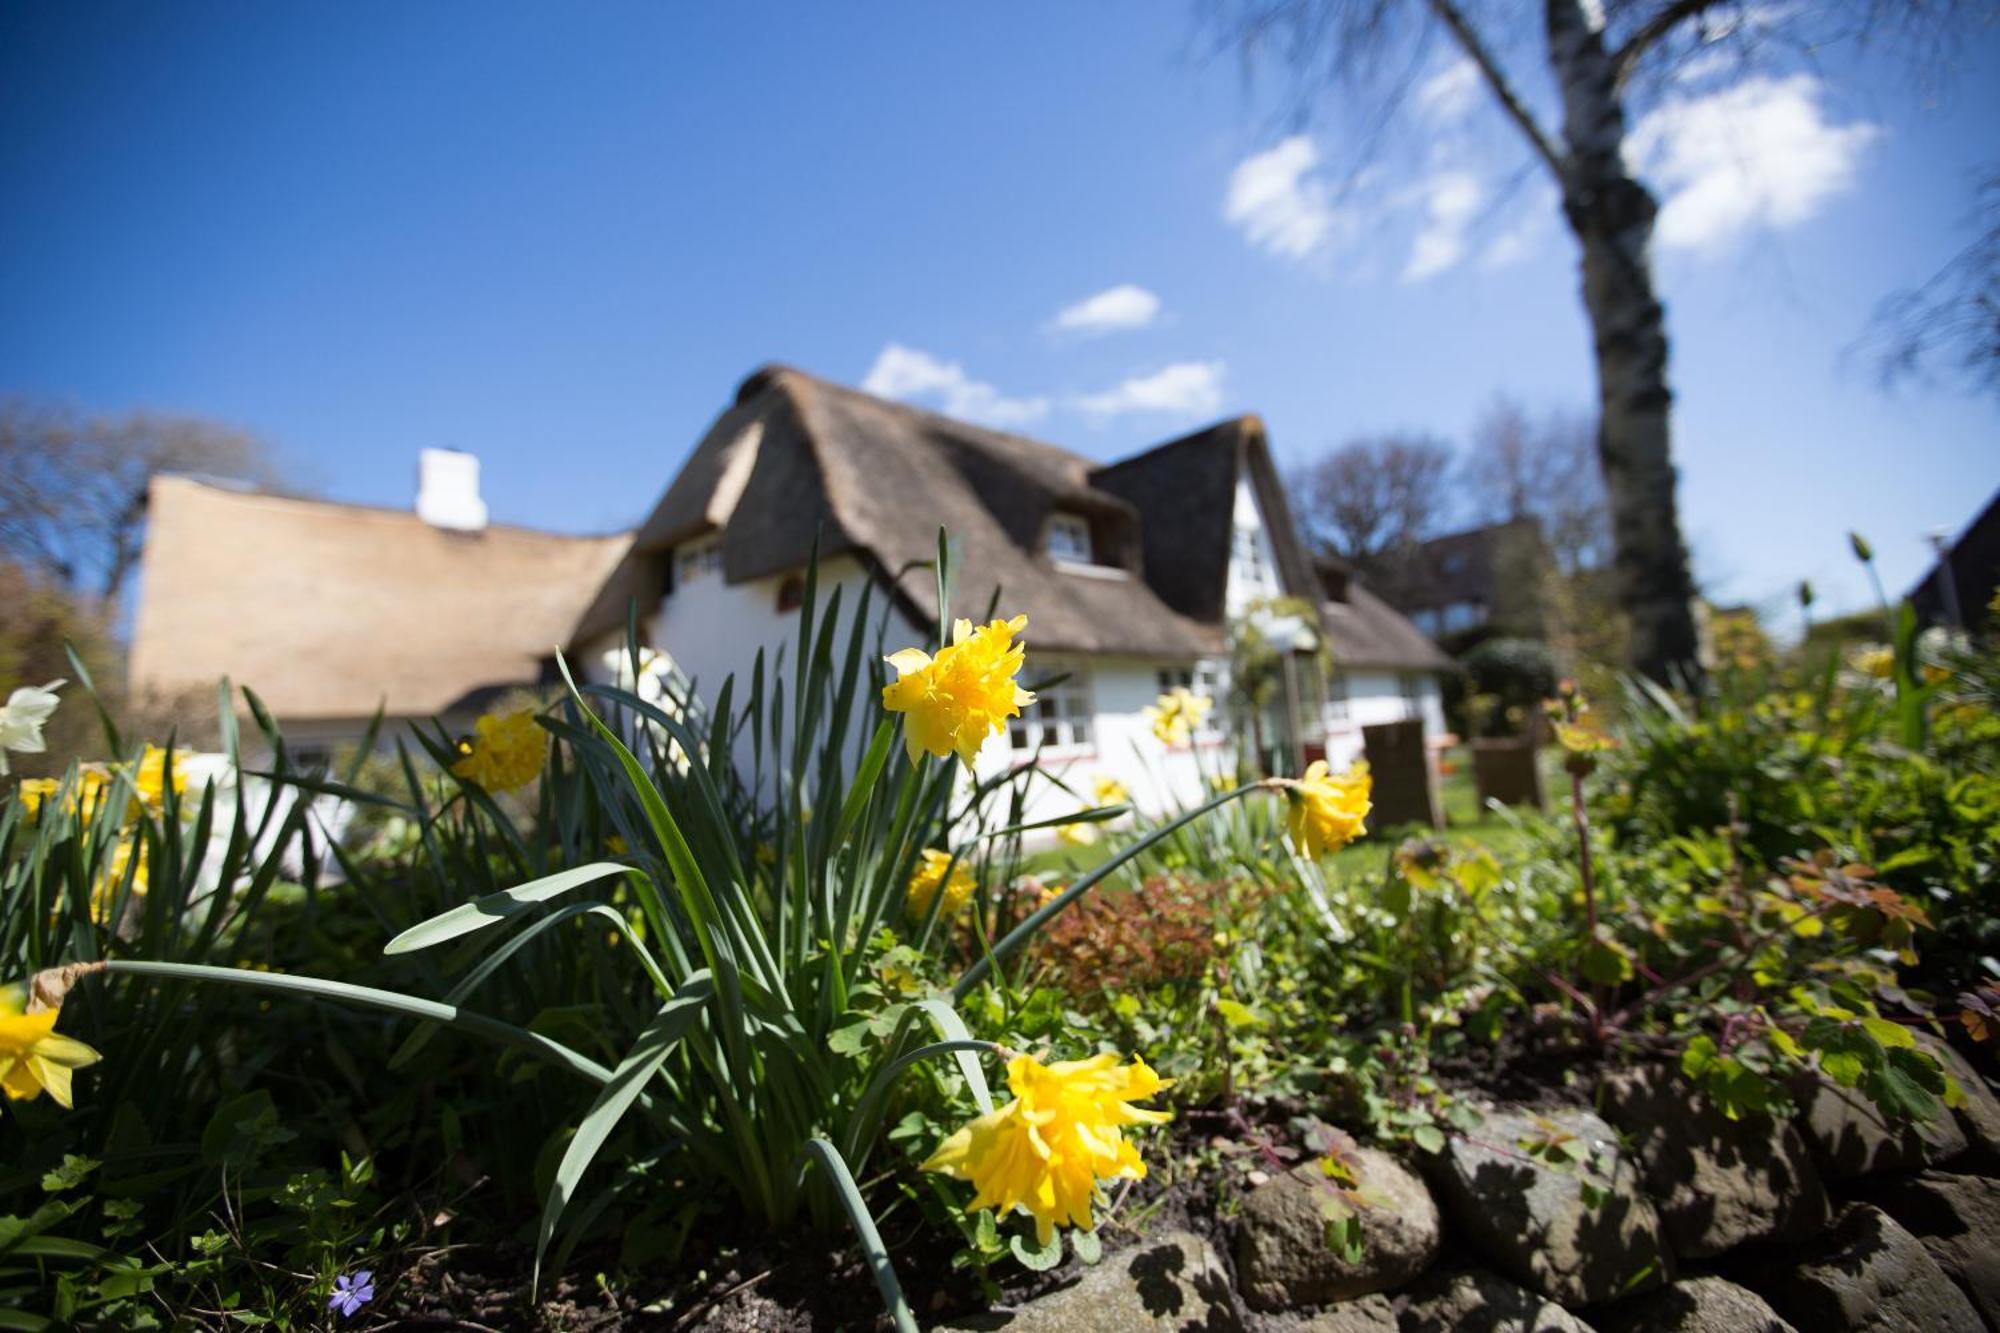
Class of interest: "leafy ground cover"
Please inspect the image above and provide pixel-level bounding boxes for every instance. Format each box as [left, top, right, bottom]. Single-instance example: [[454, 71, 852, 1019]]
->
[[1, 550, 1994, 1330]]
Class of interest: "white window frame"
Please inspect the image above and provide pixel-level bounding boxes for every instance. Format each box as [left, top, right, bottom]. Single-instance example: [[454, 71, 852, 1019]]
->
[[1010, 660, 1095, 753], [1046, 513, 1095, 565], [1327, 669, 1350, 723], [1231, 522, 1273, 594]]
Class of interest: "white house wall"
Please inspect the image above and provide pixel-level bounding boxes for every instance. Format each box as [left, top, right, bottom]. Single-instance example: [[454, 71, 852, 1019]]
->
[[972, 656, 1234, 834], [1321, 669, 1445, 769], [1224, 476, 1285, 617]]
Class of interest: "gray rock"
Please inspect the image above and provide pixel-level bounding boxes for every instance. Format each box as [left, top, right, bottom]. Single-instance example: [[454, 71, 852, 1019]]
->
[[1854, 1170, 2000, 1327], [1294, 1293, 1401, 1332], [1427, 1105, 1668, 1307], [1236, 1146, 1441, 1310], [1592, 1277, 1796, 1333], [1752, 1203, 1983, 1333], [941, 1229, 1241, 1332], [1793, 1075, 1967, 1179], [1916, 1033, 2000, 1167], [1599, 1066, 1828, 1259], [1399, 1268, 1598, 1332]]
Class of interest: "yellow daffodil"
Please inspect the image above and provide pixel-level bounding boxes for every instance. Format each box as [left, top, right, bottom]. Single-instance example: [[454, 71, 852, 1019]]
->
[[1091, 775, 1128, 807], [451, 710, 545, 792], [906, 848, 976, 919], [1144, 688, 1211, 747], [882, 616, 1035, 766], [91, 835, 148, 926], [129, 744, 188, 818], [1851, 646, 1894, 680], [923, 1051, 1172, 1244], [0, 985, 101, 1109], [1284, 760, 1372, 858], [1057, 821, 1099, 848], [18, 767, 113, 824], [1551, 721, 1615, 756]]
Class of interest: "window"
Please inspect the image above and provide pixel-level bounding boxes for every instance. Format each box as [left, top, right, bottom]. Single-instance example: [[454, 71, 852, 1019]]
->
[[775, 574, 806, 613], [1046, 513, 1094, 564], [1231, 522, 1272, 592], [1441, 600, 1485, 634], [1010, 662, 1094, 751], [1327, 670, 1350, 723], [674, 541, 723, 585], [1399, 672, 1425, 720]]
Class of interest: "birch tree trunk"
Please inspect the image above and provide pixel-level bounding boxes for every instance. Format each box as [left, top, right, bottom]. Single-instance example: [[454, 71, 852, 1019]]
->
[[1545, 0, 1701, 686]]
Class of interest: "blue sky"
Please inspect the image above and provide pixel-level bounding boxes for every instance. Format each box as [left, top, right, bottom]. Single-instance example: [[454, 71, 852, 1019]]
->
[[3, 2, 1995, 622]]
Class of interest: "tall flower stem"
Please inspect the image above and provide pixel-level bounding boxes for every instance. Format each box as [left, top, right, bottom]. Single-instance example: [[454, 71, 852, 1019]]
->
[[1568, 764, 1606, 1045]]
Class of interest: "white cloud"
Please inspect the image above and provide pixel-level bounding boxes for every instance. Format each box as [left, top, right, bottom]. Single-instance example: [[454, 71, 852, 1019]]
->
[[1224, 136, 1345, 260], [1416, 58, 1480, 124], [1627, 74, 1881, 253], [1480, 191, 1552, 270], [1403, 171, 1485, 281], [1073, 362, 1226, 420], [860, 344, 1049, 428], [1050, 284, 1162, 336]]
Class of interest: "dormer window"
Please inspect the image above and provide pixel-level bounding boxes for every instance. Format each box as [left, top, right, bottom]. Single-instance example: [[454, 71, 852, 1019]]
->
[[674, 540, 723, 585], [1046, 513, 1095, 565]]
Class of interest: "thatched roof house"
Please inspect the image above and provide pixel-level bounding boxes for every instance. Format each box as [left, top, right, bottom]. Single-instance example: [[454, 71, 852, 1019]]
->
[[130, 366, 1451, 779], [131, 472, 629, 733], [571, 364, 1322, 662]]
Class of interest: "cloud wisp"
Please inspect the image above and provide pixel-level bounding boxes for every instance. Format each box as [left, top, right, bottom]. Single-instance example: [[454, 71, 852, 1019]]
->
[[1224, 136, 1346, 260], [1628, 73, 1882, 253], [1050, 284, 1162, 336], [860, 344, 1049, 429], [1073, 361, 1226, 420]]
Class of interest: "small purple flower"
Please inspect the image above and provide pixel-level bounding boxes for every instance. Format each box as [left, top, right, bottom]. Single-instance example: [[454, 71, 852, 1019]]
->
[[328, 1270, 374, 1319]]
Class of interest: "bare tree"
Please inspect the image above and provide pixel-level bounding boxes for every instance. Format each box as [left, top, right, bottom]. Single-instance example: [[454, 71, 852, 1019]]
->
[[1207, 0, 1971, 685], [1867, 170, 2000, 399], [1295, 432, 1455, 572], [0, 400, 279, 606], [1463, 396, 1608, 576]]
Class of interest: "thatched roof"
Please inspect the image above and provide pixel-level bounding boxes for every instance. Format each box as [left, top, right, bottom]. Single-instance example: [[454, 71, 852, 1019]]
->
[[131, 476, 630, 720], [1322, 585, 1455, 673], [577, 367, 1450, 673], [576, 365, 1285, 658]]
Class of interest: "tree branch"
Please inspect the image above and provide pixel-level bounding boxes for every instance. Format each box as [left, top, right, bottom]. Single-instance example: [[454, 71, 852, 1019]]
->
[[1425, 0, 1566, 179], [1611, 0, 1727, 89]]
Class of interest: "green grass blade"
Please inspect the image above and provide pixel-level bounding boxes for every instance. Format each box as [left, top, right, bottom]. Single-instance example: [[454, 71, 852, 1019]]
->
[[800, 1137, 918, 1333], [382, 862, 629, 955], [104, 960, 622, 1090], [534, 974, 715, 1289]]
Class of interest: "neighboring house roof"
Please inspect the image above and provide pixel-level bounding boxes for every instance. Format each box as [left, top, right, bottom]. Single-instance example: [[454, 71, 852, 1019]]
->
[[131, 475, 631, 720], [1321, 582, 1456, 673], [573, 365, 1327, 659], [1376, 517, 1542, 613], [1908, 485, 1998, 636]]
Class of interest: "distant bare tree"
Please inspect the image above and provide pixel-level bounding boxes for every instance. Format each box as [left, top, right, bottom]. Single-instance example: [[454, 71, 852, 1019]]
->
[[1463, 397, 1608, 576], [0, 400, 279, 605], [1295, 433, 1455, 573], [1206, 0, 1973, 684], [1867, 170, 2000, 400]]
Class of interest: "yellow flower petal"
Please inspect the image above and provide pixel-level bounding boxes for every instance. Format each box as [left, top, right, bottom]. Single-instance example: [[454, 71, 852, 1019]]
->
[[923, 1050, 1171, 1243], [881, 616, 1033, 768]]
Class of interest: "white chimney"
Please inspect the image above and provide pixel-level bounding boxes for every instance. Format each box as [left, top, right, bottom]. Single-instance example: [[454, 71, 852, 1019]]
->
[[416, 448, 488, 532]]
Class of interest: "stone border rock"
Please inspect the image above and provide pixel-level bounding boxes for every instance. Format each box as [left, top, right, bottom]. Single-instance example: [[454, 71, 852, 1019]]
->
[[966, 1054, 2000, 1333]]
